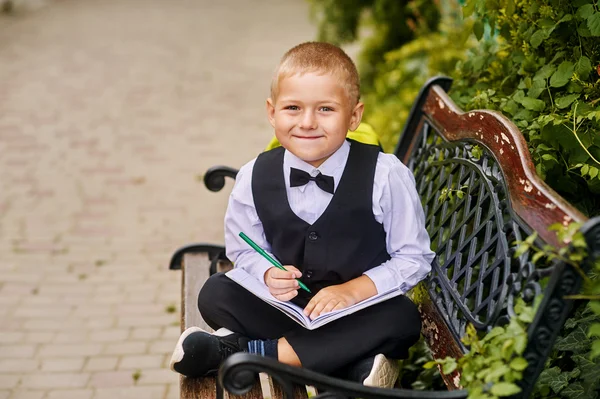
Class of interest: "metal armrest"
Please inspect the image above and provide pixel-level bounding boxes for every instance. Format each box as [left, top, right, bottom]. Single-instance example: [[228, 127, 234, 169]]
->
[[220, 353, 468, 399], [168, 243, 227, 270], [204, 166, 239, 192]]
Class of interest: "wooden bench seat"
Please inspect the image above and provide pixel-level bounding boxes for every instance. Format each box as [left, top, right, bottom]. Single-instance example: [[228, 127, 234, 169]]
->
[[169, 76, 600, 399]]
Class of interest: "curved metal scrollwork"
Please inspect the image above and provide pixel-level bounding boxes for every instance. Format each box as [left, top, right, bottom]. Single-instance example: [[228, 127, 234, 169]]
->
[[220, 353, 468, 399], [204, 166, 239, 192], [408, 121, 549, 342]]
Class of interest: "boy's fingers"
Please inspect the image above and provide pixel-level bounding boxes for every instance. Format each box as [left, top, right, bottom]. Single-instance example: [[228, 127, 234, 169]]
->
[[303, 298, 316, 316], [284, 266, 302, 278], [270, 268, 300, 280], [269, 278, 299, 289], [309, 298, 330, 320], [321, 300, 340, 315], [269, 286, 298, 295], [274, 290, 297, 302], [333, 302, 346, 311]]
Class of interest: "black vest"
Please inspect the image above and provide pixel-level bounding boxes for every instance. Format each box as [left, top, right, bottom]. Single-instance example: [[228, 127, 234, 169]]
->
[[252, 141, 391, 306]]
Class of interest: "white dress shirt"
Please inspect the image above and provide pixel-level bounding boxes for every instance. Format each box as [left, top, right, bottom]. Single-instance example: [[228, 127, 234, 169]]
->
[[224, 140, 434, 295]]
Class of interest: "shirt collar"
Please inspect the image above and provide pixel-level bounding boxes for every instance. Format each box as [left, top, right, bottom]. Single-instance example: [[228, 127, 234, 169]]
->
[[283, 140, 350, 192]]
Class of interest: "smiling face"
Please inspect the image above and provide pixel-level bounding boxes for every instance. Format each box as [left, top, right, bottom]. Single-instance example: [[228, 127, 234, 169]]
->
[[266, 72, 364, 167]]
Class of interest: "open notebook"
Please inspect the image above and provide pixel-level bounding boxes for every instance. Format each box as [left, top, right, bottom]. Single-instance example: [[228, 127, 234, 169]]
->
[[226, 268, 402, 330]]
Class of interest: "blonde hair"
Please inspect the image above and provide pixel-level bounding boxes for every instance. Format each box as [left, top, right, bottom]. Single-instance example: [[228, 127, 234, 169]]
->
[[270, 42, 360, 105]]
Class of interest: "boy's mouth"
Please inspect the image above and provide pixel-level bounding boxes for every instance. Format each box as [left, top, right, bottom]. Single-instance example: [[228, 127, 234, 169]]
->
[[293, 135, 323, 140]]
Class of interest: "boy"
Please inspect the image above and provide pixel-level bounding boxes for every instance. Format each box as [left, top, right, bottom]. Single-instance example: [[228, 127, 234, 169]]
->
[[170, 42, 434, 387]]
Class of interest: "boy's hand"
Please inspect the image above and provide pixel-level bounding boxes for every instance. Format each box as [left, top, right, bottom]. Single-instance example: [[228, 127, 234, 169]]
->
[[264, 266, 302, 302], [303, 275, 378, 320], [303, 285, 357, 320]]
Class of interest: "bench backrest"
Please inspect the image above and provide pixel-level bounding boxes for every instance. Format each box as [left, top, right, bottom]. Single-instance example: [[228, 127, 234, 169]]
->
[[396, 77, 599, 396]]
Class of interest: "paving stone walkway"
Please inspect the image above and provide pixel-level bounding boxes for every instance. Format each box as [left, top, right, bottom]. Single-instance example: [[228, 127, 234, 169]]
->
[[0, 1, 314, 397]]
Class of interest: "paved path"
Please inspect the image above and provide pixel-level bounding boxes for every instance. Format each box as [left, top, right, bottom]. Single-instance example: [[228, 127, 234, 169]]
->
[[0, 1, 315, 398]]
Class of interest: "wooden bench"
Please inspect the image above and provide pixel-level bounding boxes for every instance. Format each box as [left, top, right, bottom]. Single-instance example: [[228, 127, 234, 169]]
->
[[169, 76, 600, 399]]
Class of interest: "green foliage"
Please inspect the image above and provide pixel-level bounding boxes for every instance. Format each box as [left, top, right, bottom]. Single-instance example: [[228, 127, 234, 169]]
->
[[425, 299, 535, 399], [452, 0, 600, 217], [438, 184, 469, 202], [514, 222, 600, 398], [397, 335, 447, 390], [532, 304, 600, 398], [309, 0, 441, 91]]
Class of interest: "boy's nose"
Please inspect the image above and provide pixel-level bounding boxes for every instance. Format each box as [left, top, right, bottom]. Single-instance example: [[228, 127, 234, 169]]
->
[[298, 112, 317, 129]]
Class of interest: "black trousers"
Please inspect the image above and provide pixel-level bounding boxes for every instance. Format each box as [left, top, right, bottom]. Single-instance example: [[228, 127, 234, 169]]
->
[[198, 273, 421, 374]]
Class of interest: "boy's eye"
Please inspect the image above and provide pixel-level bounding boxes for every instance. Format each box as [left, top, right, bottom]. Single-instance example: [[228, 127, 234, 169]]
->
[[319, 106, 334, 112], [285, 105, 300, 111]]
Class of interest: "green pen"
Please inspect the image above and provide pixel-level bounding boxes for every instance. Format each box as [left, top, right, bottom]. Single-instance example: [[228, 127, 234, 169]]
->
[[239, 232, 311, 293]]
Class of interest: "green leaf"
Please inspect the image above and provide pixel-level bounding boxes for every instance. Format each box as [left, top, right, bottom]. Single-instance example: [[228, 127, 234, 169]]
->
[[509, 357, 528, 371], [550, 61, 575, 87], [575, 56, 593, 77], [531, 251, 545, 264], [588, 323, 600, 337], [588, 12, 600, 36], [561, 382, 586, 399], [548, 369, 578, 393], [573, 353, 600, 382], [559, 14, 573, 24], [520, 97, 546, 111], [534, 64, 557, 81], [590, 167, 599, 179], [423, 360, 437, 369], [592, 340, 600, 359], [473, 20, 484, 40], [541, 153, 558, 162], [463, 0, 476, 18], [577, 4, 595, 18], [442, 360, 457, 374], [555, 94, 580, 109], [582, 164, 590, 175], [502, 99, 519, 115], [490, 382, 521, 396], [579, 21, 592, 37], [530, 29, 550, 48], [514, 243, 529, 257], [588, 300, 600, 315], [528, 79, 546, 99], [485, 364, 511, 382], [537, 367, 561, 386], [505, 0, 515, 15], [555, 325, 590, 353]]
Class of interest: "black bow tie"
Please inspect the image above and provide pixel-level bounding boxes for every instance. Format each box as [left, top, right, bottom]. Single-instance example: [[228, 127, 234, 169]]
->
[[289, 167, 335, 194]]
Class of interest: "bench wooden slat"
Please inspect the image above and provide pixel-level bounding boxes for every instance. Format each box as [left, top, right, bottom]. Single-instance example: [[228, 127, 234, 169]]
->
[[268, 378, 309, 399], [180, 377, 218, 399], [182, 253, 212, 332], [225, 385, 265, 399], [180, 253, 221, 399]]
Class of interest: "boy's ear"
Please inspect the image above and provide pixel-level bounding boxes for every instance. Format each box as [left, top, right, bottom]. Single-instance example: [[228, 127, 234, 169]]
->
[[348, 102, 364, 132], [266, 98, 276, 128]]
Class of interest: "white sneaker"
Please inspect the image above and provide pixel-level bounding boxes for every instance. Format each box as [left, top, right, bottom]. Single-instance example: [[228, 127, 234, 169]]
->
[[348, 353, 399, 388]]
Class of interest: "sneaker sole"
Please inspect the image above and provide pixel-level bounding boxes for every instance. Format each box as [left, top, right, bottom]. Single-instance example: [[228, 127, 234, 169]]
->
[[362, 354, 399, 388], [169, 326, 207, 372]]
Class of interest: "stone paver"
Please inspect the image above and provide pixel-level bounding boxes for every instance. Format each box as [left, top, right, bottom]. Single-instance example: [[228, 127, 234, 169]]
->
[[0, 0, 315, 397]]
